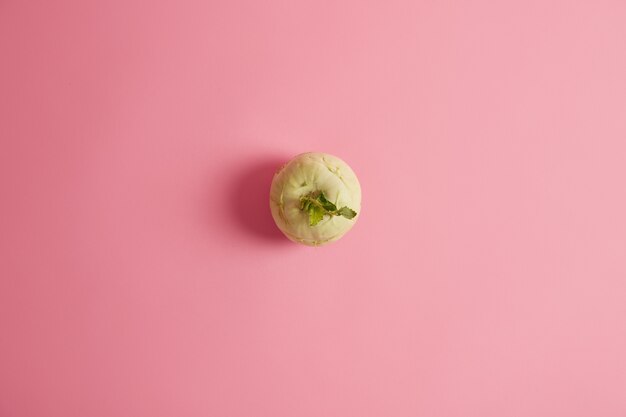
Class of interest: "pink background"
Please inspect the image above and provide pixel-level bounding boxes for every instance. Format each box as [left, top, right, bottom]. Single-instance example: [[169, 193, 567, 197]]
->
[[2, 1, 626, 416]]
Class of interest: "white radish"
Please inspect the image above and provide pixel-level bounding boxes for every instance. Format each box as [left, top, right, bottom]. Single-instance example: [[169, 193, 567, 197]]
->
[[269, 152, 361, 246]]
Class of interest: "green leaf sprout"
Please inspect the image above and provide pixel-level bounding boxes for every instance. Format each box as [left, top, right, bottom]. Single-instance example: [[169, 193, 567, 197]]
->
[[299, 191, 358, 226]]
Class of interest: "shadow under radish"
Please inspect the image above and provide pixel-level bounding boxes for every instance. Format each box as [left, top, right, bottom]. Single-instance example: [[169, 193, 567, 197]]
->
[[228, 157, 290, 243]]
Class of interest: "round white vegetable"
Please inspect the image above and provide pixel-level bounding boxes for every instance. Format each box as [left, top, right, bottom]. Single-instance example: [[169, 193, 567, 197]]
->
[[269, 152, 361, 246]]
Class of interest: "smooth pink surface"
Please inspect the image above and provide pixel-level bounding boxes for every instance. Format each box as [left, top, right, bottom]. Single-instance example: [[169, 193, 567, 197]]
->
[[2, 1, 626, 416]]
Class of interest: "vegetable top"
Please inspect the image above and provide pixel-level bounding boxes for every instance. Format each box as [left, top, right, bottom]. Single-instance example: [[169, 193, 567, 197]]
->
[[299, 191, 357, 226]]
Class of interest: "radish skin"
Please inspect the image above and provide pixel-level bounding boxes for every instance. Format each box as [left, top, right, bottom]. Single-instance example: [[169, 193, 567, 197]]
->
[[269, 152, 361, 246]]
